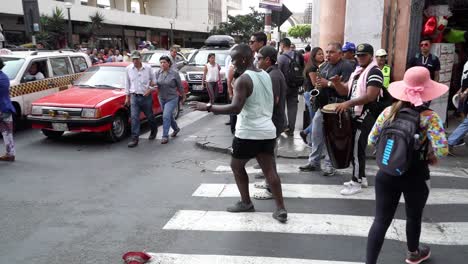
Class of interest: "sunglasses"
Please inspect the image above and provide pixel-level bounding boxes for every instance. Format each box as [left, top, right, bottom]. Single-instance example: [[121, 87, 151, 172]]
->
[[420, 43, 430, 47], [356, 54, 369, 57], [249, 40, 256, 44]]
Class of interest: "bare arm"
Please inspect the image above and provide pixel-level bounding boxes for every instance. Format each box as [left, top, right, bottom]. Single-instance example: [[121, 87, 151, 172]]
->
[[335, 86, 381, 114], [227, 65, 235, 98], [434, 71, 440, 82], [329, 75, 349, 96], [202, 65, 208, 87]]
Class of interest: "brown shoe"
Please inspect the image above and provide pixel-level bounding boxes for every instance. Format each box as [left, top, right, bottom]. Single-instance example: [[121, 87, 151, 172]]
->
[[0, 155, 15, 162], [161, 137, 169, 144]]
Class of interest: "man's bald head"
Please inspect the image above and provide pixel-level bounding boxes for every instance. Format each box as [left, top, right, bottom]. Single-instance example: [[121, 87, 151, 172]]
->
[[230, 44, 254, 72]]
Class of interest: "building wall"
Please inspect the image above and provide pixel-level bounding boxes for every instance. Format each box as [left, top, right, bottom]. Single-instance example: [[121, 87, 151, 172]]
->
[[344, 0, 385, 51]]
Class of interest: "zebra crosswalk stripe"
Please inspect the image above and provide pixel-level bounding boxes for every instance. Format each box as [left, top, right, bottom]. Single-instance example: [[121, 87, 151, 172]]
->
[[192, 183, 468, 205], [163, 210, 468, 246], [147, 253, 363, 264]]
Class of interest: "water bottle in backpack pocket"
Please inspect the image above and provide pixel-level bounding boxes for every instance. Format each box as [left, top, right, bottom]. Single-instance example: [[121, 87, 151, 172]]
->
[[375, 107, 427, 176]]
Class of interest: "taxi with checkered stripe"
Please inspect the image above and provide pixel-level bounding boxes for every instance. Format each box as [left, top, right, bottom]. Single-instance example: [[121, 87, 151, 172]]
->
[[0, 49, 91, 127]]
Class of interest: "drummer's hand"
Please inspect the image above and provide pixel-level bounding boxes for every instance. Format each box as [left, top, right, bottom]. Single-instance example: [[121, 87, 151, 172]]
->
[[335, 101, 352, 114]]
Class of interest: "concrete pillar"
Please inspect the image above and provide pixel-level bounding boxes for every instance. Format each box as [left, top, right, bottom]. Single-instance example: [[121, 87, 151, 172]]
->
[[319, 0, 346, 49], [139, 0, 145, 14], [310, 0, 320, 48], [88, 0, 97, 7], [125, 0, 131, 12]]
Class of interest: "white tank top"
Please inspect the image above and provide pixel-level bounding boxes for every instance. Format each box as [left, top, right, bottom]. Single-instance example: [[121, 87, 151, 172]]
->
[[235, 70, 276, 140], [205, 63, 220, 82]]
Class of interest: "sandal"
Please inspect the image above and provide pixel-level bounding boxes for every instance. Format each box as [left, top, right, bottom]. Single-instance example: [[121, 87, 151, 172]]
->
[[253, 189, 273, 200], [253, 180, 269, 189]]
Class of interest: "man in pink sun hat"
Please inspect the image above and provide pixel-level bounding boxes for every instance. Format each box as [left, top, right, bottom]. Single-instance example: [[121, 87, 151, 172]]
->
[[366, 66, 449, 264]]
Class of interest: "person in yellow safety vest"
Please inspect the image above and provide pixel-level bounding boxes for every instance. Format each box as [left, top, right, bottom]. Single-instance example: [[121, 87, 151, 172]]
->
[[375, 49, 393, 89]]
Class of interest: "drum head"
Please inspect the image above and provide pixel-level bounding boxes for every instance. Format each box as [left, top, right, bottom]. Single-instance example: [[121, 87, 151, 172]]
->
[[322, 103, 339, 113]]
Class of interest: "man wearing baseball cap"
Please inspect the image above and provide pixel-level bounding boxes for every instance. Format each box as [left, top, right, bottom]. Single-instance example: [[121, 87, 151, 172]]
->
[[342, 41, 357, 69], [332, 43, 389, 195], [375, 49, 393, 89]]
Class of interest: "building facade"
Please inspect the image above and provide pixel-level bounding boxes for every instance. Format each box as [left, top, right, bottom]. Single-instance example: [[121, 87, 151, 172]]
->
[[0, 0, 228, 49]]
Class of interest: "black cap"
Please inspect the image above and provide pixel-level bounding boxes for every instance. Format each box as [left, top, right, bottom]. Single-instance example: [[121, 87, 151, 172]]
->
[[355, 43, 374, 55], [258, 46, 278, 63]]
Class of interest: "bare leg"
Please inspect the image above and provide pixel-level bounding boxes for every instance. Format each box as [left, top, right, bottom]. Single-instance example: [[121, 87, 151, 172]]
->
[[230, 157, 252, 205], [256, 152, 285, 209]]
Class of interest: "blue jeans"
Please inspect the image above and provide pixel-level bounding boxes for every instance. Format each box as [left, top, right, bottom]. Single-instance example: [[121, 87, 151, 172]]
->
[[308, 110, 332, 168], [159, 96, 179, 138], [448, 117, 468, 146], [303, 91, 316, 135], [130, 94, 157, 140]]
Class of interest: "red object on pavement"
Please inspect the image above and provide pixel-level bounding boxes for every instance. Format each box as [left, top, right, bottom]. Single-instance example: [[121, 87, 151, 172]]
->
[[122, 251, 152, 264]]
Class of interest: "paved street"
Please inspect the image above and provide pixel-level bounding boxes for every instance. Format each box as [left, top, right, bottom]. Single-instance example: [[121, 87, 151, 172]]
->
[[1, 103, 468, 264]]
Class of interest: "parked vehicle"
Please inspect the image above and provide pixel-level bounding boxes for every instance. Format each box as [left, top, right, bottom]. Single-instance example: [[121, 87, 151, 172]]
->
[[179, 35, 236, 102], [27, 62, 189, 142], [0, 49, 92, 127], [141, 50, 187, 70]]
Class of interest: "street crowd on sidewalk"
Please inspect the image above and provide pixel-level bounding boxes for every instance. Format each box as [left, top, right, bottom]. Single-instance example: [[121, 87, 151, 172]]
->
[[189, 31, 468, 264]]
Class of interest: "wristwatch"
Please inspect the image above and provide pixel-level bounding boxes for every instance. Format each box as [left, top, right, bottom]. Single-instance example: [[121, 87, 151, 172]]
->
[[327, 81, 332, 87], [206, 102, 212, 112]]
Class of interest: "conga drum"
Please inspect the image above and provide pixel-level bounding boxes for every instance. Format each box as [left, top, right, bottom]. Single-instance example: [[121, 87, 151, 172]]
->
[[321, 103, 353, 169]]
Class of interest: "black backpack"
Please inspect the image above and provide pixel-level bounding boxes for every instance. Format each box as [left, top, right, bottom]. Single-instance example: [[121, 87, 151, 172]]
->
[[375, 107, 428, 176], [283, 52, 304, 88]]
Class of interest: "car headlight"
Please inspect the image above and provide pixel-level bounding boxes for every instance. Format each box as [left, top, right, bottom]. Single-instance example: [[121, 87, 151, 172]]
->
[[31, 106, 43, 115], [179, 73, 186, 81], [81, 108, 100, 118]]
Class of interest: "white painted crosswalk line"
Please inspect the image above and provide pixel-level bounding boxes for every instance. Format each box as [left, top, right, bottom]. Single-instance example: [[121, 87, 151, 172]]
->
[[214, 164, 468, 179], [147, 253, 363, 264], [140, 111, 210, 139], [163, 210, 468, 246], [192, 183, 468, 205]]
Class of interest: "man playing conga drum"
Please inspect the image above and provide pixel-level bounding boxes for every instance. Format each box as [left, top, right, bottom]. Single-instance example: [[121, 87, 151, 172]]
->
[[333, 43, 386, 195], [299, 42, 354, 176]]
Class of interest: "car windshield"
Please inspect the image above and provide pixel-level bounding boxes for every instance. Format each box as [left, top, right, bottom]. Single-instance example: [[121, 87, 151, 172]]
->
[[0, 57, 25, 80], [141, 52, 169, 66], [74, 66, 126, 89], [189, 50, 230, 66]]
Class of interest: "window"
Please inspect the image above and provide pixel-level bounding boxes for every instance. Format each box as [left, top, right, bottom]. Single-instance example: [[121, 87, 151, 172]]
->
[[22, 59, 49, 83], [176, 54, 184, 63], [70, 56, 89, 73], [50, 57, 73, 77]]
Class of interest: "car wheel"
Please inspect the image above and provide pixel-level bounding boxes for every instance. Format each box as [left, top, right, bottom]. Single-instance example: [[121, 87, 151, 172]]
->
[[41, 129, 64, 139], [107, 113, 129, 142], [173, 99, 181, 120]]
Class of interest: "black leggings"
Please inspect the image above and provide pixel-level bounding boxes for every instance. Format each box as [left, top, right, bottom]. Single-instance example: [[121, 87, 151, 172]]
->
[[366, 163, 430, 264]]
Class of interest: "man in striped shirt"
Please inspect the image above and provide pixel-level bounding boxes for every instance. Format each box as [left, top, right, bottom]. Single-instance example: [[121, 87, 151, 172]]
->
[[332, 43, 385, 196]]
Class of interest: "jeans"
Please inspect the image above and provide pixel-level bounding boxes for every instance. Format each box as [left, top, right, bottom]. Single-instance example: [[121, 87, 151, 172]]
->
[[130, 94, 157, 139], [286, 91, 298, 132], [303, 91, 316, 135], [159, 96, 179, 138], [448, 117, 468, 146], [308, 110, 332, 168], [0, 113, 15, 156], [366, 162, 430, 264]]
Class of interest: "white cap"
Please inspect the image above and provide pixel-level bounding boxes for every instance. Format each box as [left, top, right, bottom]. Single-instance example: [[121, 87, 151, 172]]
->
[[375, 49, 387, 57]]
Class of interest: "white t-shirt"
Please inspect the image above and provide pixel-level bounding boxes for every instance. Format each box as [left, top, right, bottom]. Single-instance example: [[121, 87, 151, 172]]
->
[[205, 63, 220, 82], [25, 72, 45, 80], [115, 55, 123, 62]]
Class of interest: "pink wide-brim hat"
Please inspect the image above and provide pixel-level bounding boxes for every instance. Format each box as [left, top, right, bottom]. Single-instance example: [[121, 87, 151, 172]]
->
[[388, 66, 448, 106]]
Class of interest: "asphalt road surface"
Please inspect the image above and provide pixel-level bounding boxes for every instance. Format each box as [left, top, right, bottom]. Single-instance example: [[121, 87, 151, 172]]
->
[[1, 105, 467, 264]]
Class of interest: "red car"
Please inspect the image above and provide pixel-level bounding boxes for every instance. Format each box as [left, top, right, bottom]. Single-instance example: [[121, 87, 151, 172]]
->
[[27, 62, 189, 142]]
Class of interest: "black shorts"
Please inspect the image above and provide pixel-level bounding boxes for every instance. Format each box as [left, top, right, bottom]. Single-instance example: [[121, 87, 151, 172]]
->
[[231, 137, 276, 160]]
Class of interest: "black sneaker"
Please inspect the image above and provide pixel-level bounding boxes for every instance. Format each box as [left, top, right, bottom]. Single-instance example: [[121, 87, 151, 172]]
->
[[170, 128, 181, 137], [299, 130, 308, 144], [454, 140, 466, 147], [148, 128, 157, 140], [299, 163, 321, 172], [272, 208, 287, 223], [226, 201, 255, 213], [405, 245, 431, 264], [127, 139, 138, 148]]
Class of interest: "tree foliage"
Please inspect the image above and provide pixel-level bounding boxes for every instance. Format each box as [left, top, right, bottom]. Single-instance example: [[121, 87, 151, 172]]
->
[[287, 24, 311, 42], [36, 7, 67, 49], [210, 7, 276, 43], [86, 12, 105, 48]]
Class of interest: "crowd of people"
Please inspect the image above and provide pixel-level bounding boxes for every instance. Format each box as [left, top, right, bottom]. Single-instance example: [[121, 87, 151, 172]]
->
[[189, 31, 468, 264]]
